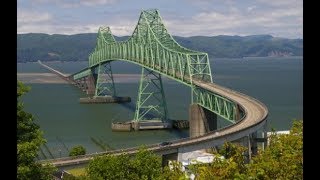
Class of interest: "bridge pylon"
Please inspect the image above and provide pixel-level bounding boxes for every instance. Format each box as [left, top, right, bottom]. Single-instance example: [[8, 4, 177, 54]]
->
[[94, 62, 116, 97], [134, 68, 169, 123], [75, 62, 131, 104]]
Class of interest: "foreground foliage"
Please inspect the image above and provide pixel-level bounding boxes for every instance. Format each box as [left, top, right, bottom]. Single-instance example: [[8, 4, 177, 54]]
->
[[67, 121, 302, 180], [69, 145, 86, 157], [246, 120, 303, 179], [189, 120, 303, 179], [86, 147, 163, 179], [189, 142, 247, 179], [17, 81, 55, 180]]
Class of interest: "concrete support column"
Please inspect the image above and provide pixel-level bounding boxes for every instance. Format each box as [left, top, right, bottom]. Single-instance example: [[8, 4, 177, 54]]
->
[[235, 104, 241, 121], [250, 132, 258, 156], [80, 78, 86, 90], [189, 104, 217, 138], [242, 132, 258, 162], [132, 122, 139, 131], [82, 78, 87, 92], [262, 122, 268, 151], [86, 74, 96, 95], [247, 135, 252, 161], [162, 153, 178, 167], [232, 136, 250, 163]]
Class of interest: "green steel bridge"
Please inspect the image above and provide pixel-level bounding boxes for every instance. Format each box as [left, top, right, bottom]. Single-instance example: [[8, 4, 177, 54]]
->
[[40, 9, 268, 167], [72, 9, 240, 123]]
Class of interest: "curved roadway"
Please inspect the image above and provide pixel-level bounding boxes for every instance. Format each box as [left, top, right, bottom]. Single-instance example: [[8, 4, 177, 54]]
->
[[40, 70, 268, 167]]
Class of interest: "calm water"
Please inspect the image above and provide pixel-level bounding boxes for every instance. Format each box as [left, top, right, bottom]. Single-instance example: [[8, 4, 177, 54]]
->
[[17, 57, 303, 159]]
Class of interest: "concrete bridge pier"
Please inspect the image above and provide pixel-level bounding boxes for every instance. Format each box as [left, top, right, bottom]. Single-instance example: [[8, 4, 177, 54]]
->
[[234, 132, 258, 162], [250, 132, 258, 156], [189, 104, 217, 138], [79, 78, 86, 90], [85, 74, 96, 95], [82, 78, 88, 92]]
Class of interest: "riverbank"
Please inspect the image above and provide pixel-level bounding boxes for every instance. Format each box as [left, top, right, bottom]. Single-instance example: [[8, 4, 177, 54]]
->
[[17, 73, 142, 84]]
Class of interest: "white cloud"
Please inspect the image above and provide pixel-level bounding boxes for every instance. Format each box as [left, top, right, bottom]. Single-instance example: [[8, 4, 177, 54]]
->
[[258, 0, 302, 7], [247, 6, 256, 12], [80, 0, 116, 6], [109, 25, 135, 36], [27, 0, 117, 8], [17, 1, 302, 38], [162, 0, 302, 38], [18, 23, 101, 35], [17, 14, 135, 36], [17, 10, 52, 24]]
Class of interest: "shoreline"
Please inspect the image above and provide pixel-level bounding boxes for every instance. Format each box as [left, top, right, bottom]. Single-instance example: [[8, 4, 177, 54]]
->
[[17, 73, 142, 84]]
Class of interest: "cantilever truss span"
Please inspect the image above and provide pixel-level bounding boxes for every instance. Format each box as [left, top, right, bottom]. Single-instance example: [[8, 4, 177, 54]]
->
[[72, 9, 240, 122], [39, 9, 269, 166]]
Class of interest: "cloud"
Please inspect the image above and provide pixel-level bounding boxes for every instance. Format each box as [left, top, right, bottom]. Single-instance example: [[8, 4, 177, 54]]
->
[[18, 23, 101, 35], [80, 0, 116, 6], [258, 0, 302, 7], [17, 9, 52, 24], [109, 25, 136, 36], [17, 12, 134, 36], [163, 0, 302, 38], [247, 6, 256, 12], [17, 0, 302, 38], [60, 0, 117, 8], [27, 0, 117, 8]]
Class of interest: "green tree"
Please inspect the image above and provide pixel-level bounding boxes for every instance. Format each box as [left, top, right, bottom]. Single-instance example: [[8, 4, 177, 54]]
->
[[186, 120, 303, 180], [247, 120, 303, 179], [86, 147, 169, 179], [66, 121, 303, 179], [159, 161, 188, 180], [86, 152, 131, 179], [17, 81, 55, 180], [189, 142, 247, 180], [69, 145, 86, 157]]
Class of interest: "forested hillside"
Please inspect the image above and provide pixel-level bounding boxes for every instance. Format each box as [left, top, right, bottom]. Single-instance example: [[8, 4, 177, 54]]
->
[[17, 33, 303, 62]]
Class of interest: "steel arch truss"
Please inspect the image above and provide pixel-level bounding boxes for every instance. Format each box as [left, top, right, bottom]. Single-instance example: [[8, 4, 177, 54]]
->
[[134, 68, 168, 122]]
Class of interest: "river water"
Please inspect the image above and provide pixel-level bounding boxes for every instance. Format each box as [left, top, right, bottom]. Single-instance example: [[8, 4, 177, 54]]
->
[[17, 57, 303, 159]]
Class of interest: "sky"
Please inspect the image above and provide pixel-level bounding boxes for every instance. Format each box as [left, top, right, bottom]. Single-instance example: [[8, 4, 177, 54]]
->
[[17, 0, 303, 39]]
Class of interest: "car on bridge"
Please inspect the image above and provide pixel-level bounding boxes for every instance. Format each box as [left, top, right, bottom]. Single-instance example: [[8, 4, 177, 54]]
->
[[159, 141, 172, 146]]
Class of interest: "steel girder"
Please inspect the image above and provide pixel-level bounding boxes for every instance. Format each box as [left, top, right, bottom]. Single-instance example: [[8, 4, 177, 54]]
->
[[134, 68, 168, 122], [73, 69, 92, 80], [193, 87, 238, 123]]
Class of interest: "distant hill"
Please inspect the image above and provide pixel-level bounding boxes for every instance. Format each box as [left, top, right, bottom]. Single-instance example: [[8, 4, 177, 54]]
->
[[17, 33, 303, 62]]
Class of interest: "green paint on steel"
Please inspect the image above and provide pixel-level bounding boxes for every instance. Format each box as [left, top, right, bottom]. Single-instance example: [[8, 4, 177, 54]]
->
[[88, 9, 212, 86], [94, 62, 116, 97], [73, 69, 92, 80], [134, 68, 168, 122], [73, 9, 238, 123], [193, 87, 237, 123]]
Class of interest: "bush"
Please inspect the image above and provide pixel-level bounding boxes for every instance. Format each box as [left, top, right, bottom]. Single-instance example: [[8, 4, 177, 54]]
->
[[69, 145, 86, 157]]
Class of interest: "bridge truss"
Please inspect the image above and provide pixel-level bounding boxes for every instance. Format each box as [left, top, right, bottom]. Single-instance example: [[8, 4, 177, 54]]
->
[[72, 9, 239, 123]]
